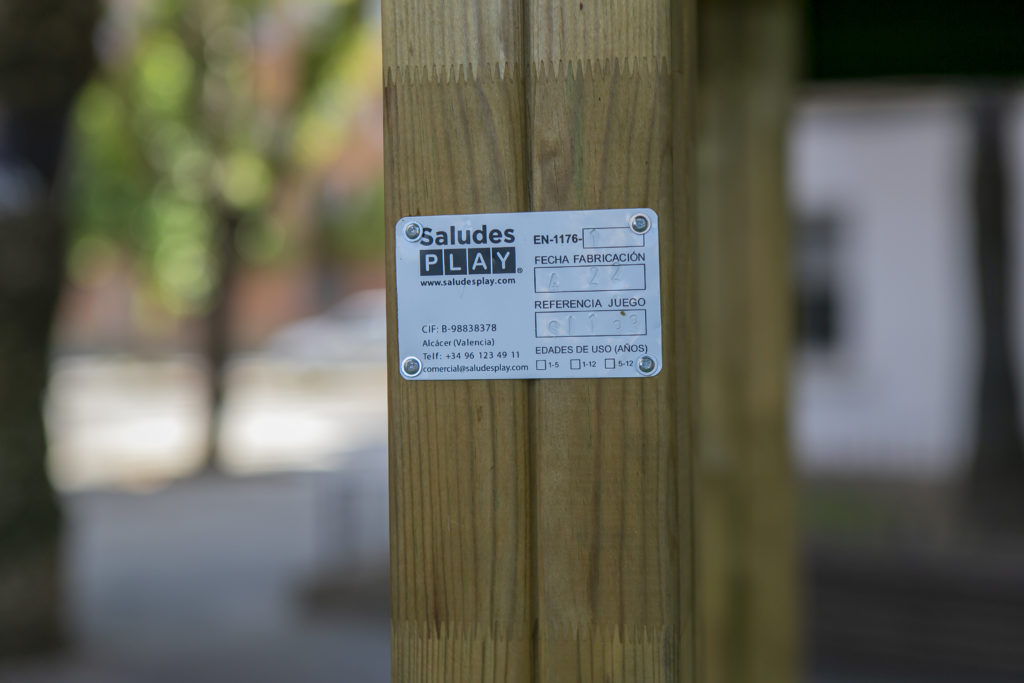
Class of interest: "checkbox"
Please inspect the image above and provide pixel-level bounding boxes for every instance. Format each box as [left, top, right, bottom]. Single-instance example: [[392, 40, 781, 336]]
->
[[605, 358, 615, 369], [570, 359, 581, 370], [536, 360, 547, 370]]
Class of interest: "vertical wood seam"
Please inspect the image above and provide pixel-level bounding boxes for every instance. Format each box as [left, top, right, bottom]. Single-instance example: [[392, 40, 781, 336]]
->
[[518, 5, 542, 682]]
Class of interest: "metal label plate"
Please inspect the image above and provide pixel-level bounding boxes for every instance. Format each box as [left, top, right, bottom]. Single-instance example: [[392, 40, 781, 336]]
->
[[395, 209, 663, 380]]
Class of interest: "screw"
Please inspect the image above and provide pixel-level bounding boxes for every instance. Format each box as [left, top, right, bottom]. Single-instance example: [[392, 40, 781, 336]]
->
[[637, 356, 657, 375], [401, 356, 422, 378], [403, 221, 423, 242], [630, 213, 650, 235]]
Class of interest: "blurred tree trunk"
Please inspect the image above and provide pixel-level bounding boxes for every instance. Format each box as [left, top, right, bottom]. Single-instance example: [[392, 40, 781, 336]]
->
[[195, 0, 368, 473], [177, 3, 240, 475], [968, 92, 1024, 532], [201, 203, 241, 474], [0, 0, 99, 656]]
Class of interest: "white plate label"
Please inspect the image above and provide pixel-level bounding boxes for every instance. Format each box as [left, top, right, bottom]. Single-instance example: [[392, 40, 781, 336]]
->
[[395, 209, 663, 380]]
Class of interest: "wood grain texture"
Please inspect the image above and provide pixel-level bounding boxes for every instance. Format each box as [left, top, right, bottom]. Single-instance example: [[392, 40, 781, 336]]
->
[[525, 3, 694, 682], [695, 1, 800, 681], [527, 0, 671, 67], [384, 0, 523, 72], [383, 2, 533, 680]]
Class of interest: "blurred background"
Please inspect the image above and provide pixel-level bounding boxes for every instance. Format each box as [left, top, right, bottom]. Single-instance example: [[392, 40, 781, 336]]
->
[[0, 0, 1022, 681]]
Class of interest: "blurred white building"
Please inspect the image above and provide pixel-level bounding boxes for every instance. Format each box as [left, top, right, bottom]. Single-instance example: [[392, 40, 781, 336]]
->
[[790, 90, 1024, 478]]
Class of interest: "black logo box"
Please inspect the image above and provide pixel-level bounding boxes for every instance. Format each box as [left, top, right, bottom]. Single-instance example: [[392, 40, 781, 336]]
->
[[420, 247, 516, 276]]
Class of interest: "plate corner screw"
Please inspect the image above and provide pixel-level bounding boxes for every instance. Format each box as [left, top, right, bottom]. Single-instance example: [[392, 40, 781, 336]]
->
[[401, 356, 422, 378], [630, 213, 650, 235], [637, 355, 657, 375], [403, 221, 423, 242]]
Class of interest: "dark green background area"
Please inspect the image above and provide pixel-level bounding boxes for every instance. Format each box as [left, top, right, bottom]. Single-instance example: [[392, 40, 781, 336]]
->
[[807, 0, 1024, 80]]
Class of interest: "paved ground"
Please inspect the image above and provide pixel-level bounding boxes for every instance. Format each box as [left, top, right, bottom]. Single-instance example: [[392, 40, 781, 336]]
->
[[0, 474, 390, 683], [0, 354, 391, 681]]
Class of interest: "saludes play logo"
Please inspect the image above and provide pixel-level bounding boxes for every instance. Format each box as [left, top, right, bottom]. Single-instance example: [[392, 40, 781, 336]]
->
[[419, 225, 517, 276], [420, 248, 516, 276]]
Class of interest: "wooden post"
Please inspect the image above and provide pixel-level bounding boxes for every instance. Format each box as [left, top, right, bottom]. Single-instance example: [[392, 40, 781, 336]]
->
[[695, 1, 800, 681], [384, 0, 797, 680]]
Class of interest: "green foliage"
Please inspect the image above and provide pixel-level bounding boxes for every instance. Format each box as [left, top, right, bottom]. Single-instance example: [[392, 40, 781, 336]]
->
[[326, 181, 385, 260], [68, 0, 384, 316]]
